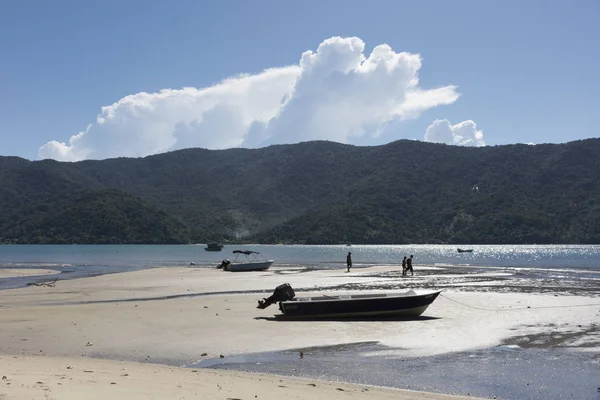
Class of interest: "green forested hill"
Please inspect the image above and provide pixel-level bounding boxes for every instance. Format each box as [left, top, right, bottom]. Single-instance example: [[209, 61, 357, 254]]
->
[[1, 139, 599, 244], [0, 189, 190, 244], [257, 140, 600, 244]]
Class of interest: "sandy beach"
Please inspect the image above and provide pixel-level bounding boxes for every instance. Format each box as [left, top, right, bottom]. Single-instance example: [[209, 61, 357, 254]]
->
[[1, 355, 477, 400], [1, 265, 598, 399]]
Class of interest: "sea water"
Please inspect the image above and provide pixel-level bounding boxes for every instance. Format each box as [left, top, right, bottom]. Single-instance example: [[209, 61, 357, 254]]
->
[[1, 244, 599, 290], [1, 243, 599, 269]]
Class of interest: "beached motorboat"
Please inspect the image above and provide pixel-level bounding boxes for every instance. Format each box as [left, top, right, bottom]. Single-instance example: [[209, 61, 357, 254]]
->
[[220, 250, 273, 272], [257, 283, 441, 319], [205, 243, 224, 251], [457, 248, 473, 253]]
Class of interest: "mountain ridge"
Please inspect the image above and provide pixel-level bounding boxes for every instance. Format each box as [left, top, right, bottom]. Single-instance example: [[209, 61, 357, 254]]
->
[[1, 139, 599, 244]]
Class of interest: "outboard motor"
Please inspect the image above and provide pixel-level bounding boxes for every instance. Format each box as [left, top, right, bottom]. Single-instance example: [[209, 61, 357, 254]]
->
[[257, 283, 295, 309], [217, 259, 231, 269]]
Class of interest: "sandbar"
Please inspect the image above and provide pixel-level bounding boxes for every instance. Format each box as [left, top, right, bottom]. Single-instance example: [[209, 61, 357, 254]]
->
[[1, 265, 598, 399]]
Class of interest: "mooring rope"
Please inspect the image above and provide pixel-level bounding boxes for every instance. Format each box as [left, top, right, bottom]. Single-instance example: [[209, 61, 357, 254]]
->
[[439, 293, 600, 312]]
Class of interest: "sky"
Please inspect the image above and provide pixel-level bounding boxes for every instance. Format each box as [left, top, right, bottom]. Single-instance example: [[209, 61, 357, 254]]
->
[[0, 0, 598, 161]]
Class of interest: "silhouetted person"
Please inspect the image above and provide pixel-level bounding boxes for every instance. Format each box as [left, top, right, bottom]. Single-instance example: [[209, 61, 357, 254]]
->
[[346, 252, 352, 272], [402, 256, 407, 276], [406, 255, 414, 276]]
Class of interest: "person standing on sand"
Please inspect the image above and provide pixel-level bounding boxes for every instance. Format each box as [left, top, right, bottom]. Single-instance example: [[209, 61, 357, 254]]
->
[[406, 255, 414, 276], [346, 252, 352, 272], [402, 256, 407, 276]]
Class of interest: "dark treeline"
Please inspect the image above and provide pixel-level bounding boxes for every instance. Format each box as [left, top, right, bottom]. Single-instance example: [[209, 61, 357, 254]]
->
[[1, 138, 599, 244]]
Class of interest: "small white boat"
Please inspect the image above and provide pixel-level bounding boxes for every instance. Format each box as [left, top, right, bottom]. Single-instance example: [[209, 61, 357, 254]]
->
[[220, 250, 273, 272]]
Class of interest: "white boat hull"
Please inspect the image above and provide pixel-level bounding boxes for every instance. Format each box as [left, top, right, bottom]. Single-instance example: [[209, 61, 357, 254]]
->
[[224, 261, 273, 272]]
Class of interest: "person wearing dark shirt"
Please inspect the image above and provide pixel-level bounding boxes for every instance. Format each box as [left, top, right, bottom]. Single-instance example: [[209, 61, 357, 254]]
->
[[406, 255, 414, 276], [402, 256, 407, 276], [346, 252, 352, 272]]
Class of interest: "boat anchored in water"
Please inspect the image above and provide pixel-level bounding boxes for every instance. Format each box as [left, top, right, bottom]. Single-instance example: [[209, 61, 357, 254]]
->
[[257, 283, 441, 319], [204, 243, 224, 251]]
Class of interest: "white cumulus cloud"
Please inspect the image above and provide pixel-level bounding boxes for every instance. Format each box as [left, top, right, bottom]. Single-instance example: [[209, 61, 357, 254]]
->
[[424, 119, 485, 146], [39, 36, 460, 161]]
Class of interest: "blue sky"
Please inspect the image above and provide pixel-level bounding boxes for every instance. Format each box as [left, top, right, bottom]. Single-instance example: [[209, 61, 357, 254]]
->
[[0, 0, 598, 160]]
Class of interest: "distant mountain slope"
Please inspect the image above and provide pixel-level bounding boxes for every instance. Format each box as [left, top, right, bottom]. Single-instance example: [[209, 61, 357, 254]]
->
[[0, 189, 190, 244], [258, 140, 600, 244], [1, 139, 599, 244]]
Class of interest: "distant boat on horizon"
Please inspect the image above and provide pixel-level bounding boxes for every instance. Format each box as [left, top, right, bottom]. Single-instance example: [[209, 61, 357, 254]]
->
[[457, 248, 473, 253], [204, 243, 224, 251]]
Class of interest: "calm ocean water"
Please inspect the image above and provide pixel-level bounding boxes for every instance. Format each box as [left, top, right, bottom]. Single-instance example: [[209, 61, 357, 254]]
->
[[1, 244, 599, 270], [1, 244, 599, 290]]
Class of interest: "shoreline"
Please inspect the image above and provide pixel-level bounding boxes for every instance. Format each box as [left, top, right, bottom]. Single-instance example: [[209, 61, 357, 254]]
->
[[1, 265, 598, 399], [3, 262, 600, 295]]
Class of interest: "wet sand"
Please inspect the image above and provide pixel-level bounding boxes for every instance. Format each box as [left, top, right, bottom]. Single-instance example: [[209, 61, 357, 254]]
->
[[0, 268, 59, 279], [1, 265, 598, 399]]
